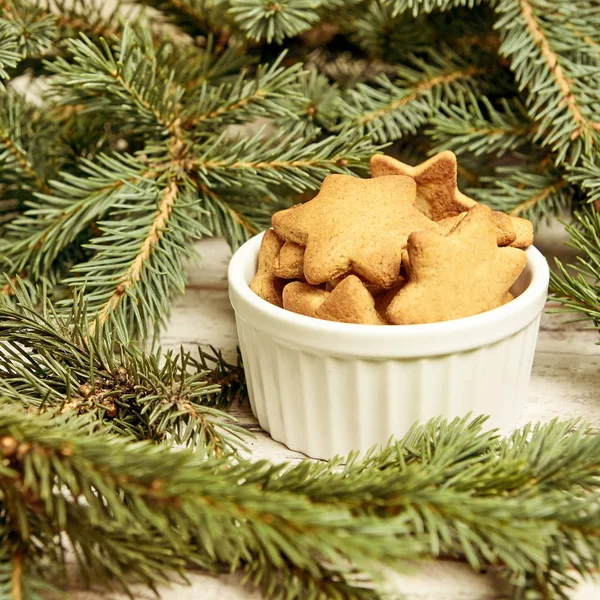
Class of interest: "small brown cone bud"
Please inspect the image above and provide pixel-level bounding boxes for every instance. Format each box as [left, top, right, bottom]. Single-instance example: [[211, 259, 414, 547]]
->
[[0, 436, 18, 457]]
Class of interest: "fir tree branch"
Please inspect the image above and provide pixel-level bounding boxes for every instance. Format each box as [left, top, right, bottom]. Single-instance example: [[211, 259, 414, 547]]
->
[[428, 94, 537, 157], [274, 69, 341, 139], [568, 158, 600, 204], [180, 54, 304, 129], [94, 176, 179, 330], [64, 171, 208, 340], [3, 154, 155, 279], [495, 0, 600, 164], [189, 128, 378, 192], [0, 1, 56, 59], [0, 25, 20, 87], [228, 0, 327, 44], [0, 92, 63, 196], [338, 49, 486, 143], [135, 0, 233, 40], [471, 168, 572, 224], [383, 0, 484, 18], [0, 285, 248, 453], [48, 0, 123, 42], [48, 26, 182, 133], [1, 409, 600, 597], [549, 206, 600, 335]]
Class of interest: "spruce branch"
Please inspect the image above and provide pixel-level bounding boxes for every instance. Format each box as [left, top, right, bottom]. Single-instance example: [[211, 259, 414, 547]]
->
[[3, 153, 155, 280], [47, 26, 182, 133], [48, 0, 124, 42], [568, 158, 600, 204], [549, 206, 600, 336], [228, 0, 326, 44], [472, 168, 572, 225], [1, 410, 600, 597], [64, 171, 208, 339], [190, 128, 378, 192], [0, 0, 56, 60], [495, 0, 600, 164], [351, 1, 437, 61], [428, 93, 536, 157], [274, 69, 341, 139], [0, 404, 423, 598], [0, 93, 51, 195], [338, 49, 486, 143], [134, 0, 233, 40], [383, 0, 485, 18], [0, 25, 20, 88], [180, 53, 305, 129], [0, 284, 248, 454]]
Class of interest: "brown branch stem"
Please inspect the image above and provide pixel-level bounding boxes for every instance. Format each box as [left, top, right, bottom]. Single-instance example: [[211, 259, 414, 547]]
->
[[11, 551, 23, 600], [94, 177, 179, 329]]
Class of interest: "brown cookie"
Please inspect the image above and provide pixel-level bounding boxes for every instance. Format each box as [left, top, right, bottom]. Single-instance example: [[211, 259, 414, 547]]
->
[[438, 211, 516, 247], [317, 275, 385, 325], [386, 205, 527, 324], [282, 281, 329, 318], [374, 280, 406, 320], [325, 272, 395, 296], [249, 229, 285, 307], [510, 216, 534, 249], [370, 151, 473, 220], [371, 152, 523, 247], [272, 174, 439, 288], [273, 241, 305, 279]]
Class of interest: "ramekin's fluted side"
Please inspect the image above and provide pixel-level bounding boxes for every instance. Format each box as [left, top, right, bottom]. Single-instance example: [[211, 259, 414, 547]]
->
[[235, 313, 542, 460]]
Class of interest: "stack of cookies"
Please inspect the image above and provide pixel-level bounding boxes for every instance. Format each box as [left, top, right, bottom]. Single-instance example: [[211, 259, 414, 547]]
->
[[250, 151, 534, 325]]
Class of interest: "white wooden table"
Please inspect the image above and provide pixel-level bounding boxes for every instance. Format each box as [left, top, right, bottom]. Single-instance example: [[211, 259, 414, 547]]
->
[[74, 222, 600, 599]]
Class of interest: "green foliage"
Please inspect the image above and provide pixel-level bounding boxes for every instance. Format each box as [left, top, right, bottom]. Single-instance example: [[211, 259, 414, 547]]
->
[[384, 0, 485, 18], [495, 0, 600, 165], [0, 284, 248, 454], [428, 94, 535, 157], [550, 206, 600, 336], [472, 169, 573, 225], [1, 407, 600, 598], [229, 0, 327, 44], [1, 0, 600, 597], [338, 49, 483, 143]]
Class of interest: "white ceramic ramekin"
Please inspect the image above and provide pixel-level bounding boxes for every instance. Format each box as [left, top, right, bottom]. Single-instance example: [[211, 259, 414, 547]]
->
[[228, 231, 550, 460]]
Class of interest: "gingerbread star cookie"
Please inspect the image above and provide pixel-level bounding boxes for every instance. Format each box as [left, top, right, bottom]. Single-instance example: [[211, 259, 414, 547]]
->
[[249, 229, 285, 307], [272, 174, 439, 288], [370, 151, 473, 220], [370, 151, 530, 248], [283, 281, 329, 318], [273, 241, 305, 279], [317, 275, 385, 325], [510, 216, 534, 249], [386, 205, 526, 324], [438, 211, 516, 247]]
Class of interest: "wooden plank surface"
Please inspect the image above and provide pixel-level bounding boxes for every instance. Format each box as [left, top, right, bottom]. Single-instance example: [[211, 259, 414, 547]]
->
[[73, 222, 600, 599]]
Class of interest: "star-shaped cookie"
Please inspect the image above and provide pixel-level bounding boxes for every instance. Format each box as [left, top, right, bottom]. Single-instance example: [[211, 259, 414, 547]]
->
[[249, 229, 285, 307], [370, 151, 532, 248], [272, 174, 439, 288], [370, 151, 473, 220], [273, 241, 305, 279], [316, 275, 385, 325], [386, 205, 526, 324], [282, 281, 329, 318]]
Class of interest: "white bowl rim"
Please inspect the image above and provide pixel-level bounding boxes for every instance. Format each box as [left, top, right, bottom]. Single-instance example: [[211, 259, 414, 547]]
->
[[228, 231, 550, 357]]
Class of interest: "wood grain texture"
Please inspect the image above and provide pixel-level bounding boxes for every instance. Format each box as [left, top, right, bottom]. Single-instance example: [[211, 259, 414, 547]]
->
[[72, 222, 600, 599]]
